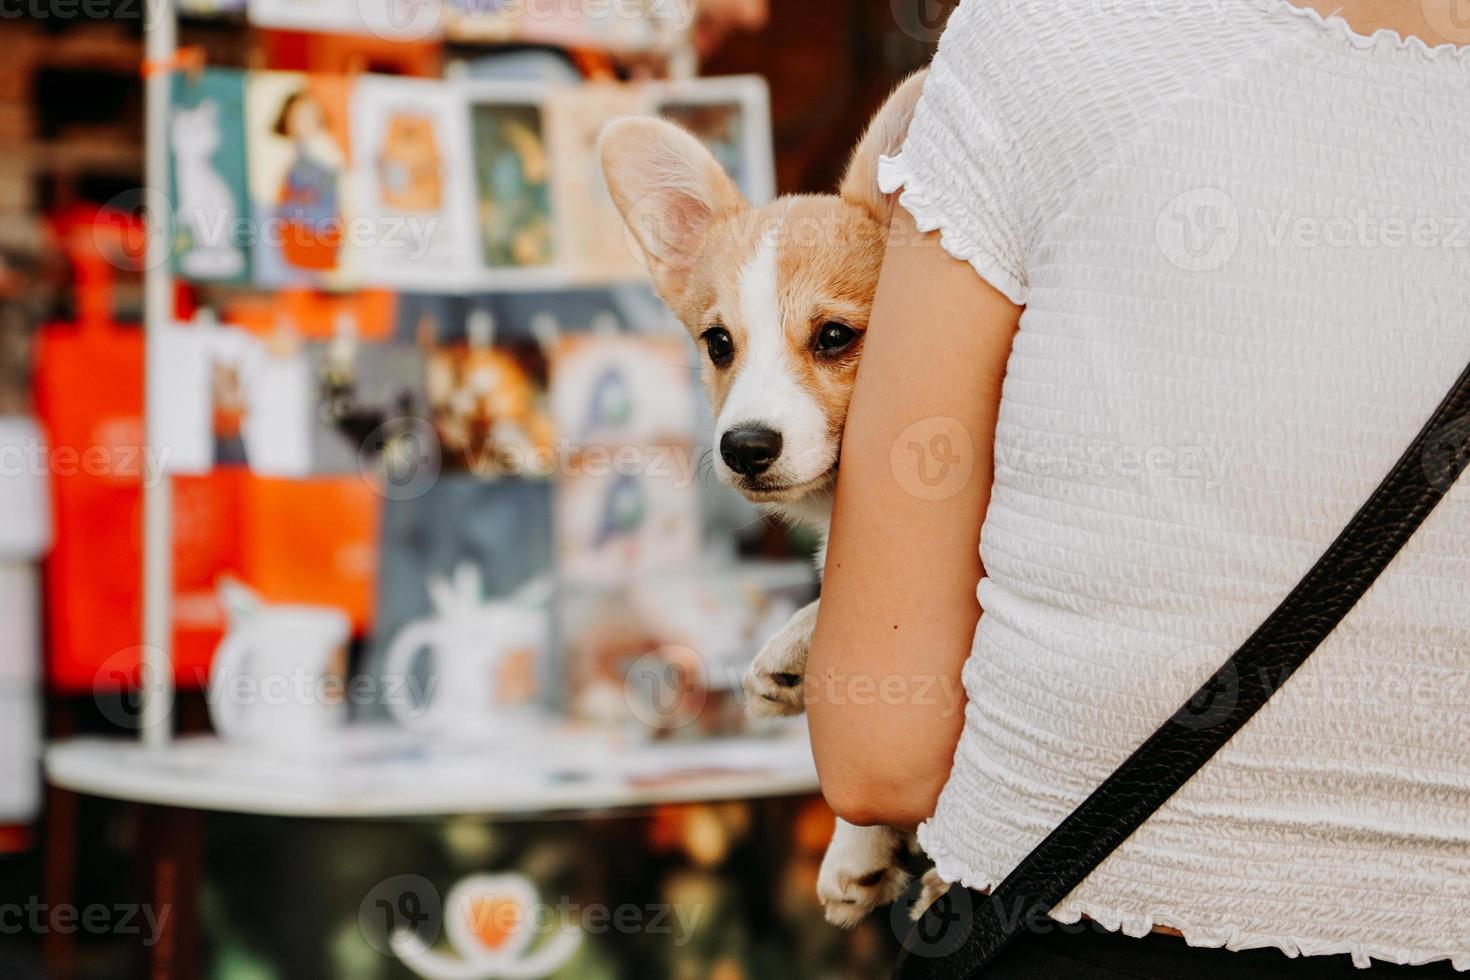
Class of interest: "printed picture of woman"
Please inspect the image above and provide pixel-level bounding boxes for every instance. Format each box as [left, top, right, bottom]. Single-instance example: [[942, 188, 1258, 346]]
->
[[271, 88, 344, 273]]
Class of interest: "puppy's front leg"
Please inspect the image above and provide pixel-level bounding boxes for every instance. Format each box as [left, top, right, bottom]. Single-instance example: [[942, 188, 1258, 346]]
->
[[817, 820, 911, 928], [743, 598, 819, 718]]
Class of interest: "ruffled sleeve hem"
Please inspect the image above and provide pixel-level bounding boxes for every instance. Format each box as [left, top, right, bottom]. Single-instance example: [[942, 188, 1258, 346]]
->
[[877, 151, 1030, 307]]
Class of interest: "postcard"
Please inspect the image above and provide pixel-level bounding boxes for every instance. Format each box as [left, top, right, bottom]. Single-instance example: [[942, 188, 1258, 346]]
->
[[647, 75, 775, 205], [170, 69, 252, 284], [461, 82, 567, 288], [350, 75, 480, 291], [549, 331, 696, 450], [425, 335, 554, 479], [178, 0, 246, 16], [545, 84, 646, 283], [247, 0, 442, 41], [245, 71, 355, 288], [444, 0, 668, 50], [556, 465, 700, 583]]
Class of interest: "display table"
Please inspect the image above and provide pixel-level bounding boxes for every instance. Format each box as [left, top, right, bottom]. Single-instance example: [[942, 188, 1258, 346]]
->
[[43, 724, 826, 979], [46, 723, 819, 819]]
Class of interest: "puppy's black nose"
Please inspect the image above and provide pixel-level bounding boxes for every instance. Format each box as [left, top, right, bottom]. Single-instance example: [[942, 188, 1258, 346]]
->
[[720, 426, 782, 478]]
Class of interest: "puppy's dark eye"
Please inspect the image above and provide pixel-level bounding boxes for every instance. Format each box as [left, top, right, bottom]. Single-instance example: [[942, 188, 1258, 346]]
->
[[814, 321, 858, 355], [701, 326, 734, 367]]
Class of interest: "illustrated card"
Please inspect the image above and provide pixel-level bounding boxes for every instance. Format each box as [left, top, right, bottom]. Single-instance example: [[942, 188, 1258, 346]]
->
[[462, 82, 565, 287], [548, 332, 696, 450], [545, 84, 646, 283], [169, 69, 252, 284], [245, 72, 355, 288], [444, 0, 665, 49], [556, 466, 700, 583], [178, 0, 246, 15], [647, 75, 775, 205], [247, 0, 441, 41], [425, 336, 553, 479], [350, 75, 479, 291]]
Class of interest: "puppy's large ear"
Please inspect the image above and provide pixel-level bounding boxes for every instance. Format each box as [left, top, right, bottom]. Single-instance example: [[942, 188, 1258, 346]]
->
[[599, 116, 746, 309], [839, 70, 928, 221]]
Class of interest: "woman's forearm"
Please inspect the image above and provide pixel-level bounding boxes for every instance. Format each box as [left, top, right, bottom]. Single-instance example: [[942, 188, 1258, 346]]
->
[[806, 209, 1020, 830]]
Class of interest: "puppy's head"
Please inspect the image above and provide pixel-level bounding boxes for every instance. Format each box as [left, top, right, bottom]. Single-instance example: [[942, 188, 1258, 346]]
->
[[600, 72, 926, 505]]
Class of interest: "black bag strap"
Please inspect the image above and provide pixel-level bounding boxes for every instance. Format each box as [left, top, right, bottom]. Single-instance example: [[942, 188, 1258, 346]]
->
[[895, 357, 1470, 979]]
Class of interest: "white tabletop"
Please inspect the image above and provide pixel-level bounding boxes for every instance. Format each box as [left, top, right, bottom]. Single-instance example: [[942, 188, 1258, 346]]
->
[[44, 722, 821, 819]]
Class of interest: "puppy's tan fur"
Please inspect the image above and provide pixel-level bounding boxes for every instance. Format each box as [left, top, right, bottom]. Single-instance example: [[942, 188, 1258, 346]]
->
[[600, 73, 931, 927]]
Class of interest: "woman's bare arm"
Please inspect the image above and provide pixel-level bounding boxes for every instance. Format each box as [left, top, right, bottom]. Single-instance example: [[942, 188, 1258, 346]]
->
[[806, 207, 1021, 830]]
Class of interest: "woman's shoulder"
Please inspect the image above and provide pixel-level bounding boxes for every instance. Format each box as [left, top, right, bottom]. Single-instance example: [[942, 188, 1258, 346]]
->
[[885, 0, 1274, 302], [941, 0, 1270, 49], [931, 0, 1271, 120]]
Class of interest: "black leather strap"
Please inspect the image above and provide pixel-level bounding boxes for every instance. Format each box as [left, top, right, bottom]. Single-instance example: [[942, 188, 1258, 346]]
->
[[895, 358, 1470, 979]]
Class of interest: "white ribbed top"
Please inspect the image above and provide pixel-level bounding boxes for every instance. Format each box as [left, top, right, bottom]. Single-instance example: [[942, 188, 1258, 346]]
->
[[879, 0, 1470, 969]]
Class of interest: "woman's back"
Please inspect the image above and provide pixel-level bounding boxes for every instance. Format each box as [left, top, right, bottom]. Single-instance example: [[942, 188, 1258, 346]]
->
[[882, 0, 1470, 966]]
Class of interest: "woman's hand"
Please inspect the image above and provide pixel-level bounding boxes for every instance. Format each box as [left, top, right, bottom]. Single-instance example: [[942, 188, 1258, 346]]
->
[[806, 206, 1021, 831]]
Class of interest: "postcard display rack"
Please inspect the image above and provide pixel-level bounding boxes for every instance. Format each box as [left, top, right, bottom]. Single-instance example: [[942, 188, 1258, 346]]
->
[[130, 0, 794, 745]]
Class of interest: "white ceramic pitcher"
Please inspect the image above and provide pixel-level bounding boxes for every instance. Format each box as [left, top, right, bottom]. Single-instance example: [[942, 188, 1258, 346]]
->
[[385, 565, 551, 737], [208, 578, 351, 746]]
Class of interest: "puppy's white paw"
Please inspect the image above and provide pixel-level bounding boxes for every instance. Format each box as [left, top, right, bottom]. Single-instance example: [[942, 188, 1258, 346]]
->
[[820, 865, 910, 929], [742, 641, 805, 718], [817, 822, 909, 929], [909, 868, 950, 921], [743, 600, 818, 719]]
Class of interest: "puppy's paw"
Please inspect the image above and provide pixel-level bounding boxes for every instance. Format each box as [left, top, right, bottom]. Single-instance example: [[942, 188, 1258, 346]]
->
[[909, 868, 950, 921], [742, 643, 805, 718], [820, 864, 910, 929], [743, 600, 818, 719], [817, 822, 909, 928]]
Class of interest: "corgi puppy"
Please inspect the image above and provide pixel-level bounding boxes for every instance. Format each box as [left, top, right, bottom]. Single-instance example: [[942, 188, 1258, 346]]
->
[[600, 72, 935, 927]]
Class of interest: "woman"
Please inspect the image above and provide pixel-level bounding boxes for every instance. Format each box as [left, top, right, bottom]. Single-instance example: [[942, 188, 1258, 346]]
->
[[807, 0, 1470, 975]]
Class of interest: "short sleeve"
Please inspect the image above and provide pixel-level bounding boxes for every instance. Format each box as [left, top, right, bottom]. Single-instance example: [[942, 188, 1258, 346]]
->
[[877, 2, 1035, 303], [879, 0, 1269, 306]]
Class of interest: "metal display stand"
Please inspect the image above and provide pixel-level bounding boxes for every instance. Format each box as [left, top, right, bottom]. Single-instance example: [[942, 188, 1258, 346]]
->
[[131, 0, 698, 749], [141, 0, 177, 748], [48, 13, 791, 977]]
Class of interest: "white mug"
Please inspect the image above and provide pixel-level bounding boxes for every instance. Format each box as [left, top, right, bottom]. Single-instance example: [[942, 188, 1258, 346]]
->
[[208, 578, 351, 747], [385, 566, 550, 738]]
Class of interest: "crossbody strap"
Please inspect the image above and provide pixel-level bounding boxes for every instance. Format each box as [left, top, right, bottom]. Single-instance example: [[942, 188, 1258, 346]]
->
[[895, 357, 1470, 979]]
